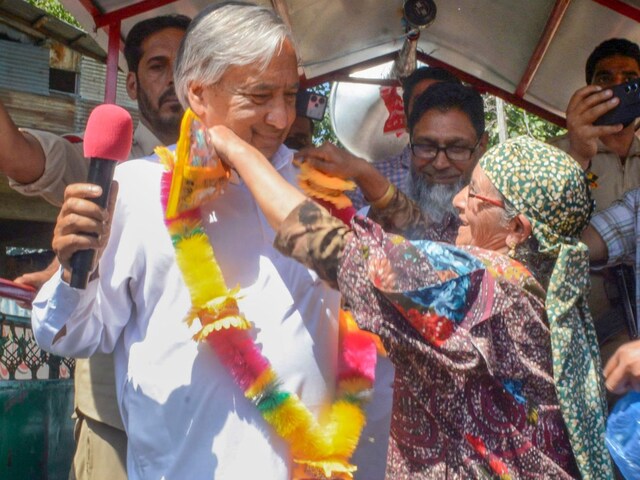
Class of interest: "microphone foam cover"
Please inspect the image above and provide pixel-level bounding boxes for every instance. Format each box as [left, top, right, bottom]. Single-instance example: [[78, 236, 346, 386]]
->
[[83, 104, 134, 161]]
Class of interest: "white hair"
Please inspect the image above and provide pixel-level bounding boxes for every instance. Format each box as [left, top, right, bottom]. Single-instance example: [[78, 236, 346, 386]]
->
[[174, 2, 296, 108]]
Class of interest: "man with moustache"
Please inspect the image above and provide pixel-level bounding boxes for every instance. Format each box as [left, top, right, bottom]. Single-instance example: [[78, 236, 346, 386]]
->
[[550, 38, 640, 362], [0, 14, 189, 480], [347, 66, 461, 210], [31, 2, 386, 478], [0, 14, 188, 204], [300, 81, 487, 243]]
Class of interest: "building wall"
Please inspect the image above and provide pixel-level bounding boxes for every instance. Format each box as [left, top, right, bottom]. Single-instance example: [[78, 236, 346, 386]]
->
[[0, 31, 140, 257], [76, 56, 140, 133], [0, 36, 139, 134]]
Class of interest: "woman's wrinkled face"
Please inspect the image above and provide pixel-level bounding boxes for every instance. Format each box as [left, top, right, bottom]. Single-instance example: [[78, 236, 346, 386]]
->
[[452, 166, 511, 251]]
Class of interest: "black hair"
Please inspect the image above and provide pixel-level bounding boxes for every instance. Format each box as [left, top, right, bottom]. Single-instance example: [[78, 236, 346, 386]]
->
[[585, 38, 640, 84], [124, 15, 191, 73], [408, 82, 485, 140], [401, 66, 461, 116]]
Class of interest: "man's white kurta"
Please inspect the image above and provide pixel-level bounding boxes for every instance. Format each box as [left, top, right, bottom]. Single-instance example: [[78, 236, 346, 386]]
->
[[32, 146, 341, 479]]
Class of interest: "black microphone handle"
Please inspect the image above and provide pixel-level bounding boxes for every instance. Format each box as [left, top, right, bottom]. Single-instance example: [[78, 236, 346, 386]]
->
[[69, 157, 117, 289]]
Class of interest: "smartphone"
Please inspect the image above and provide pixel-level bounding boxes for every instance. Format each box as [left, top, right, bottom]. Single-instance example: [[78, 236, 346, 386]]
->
[[296, 90, 328, 121], [594, 78, 640, 127]]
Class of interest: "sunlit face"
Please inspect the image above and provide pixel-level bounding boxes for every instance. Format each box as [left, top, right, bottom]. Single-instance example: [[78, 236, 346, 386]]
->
[[127, 27, 185, 141], [452, 165, 511, 250], [410, 108, 482, 186], [192, 40, 299, 160], [591, 55, 640, 88]]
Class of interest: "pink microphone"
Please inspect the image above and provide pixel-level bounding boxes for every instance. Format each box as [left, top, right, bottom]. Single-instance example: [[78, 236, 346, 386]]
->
[[70, 104, 133, 289]]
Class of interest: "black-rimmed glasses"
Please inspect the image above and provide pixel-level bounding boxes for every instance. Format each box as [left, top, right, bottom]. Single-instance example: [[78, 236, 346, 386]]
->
[[410, 138, 481, 164]]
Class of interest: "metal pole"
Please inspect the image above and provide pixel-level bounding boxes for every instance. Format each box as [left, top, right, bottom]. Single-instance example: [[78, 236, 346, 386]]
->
[[496, 97, 507, 143], [104, 22, 121, 104]]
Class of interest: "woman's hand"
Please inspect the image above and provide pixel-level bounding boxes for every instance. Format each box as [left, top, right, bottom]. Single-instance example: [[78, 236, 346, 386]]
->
[[206, 125, 252, 170], [52, 182, 118, 283]]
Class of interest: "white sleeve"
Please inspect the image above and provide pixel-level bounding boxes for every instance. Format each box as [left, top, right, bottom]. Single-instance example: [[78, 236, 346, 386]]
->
[[8, 129, 87, 207], [31, 272, 103, 358], [31, 181, 136, 358]]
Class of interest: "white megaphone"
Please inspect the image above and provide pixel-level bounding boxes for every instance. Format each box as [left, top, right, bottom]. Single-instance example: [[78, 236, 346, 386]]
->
[[329, 31, 421, 163]]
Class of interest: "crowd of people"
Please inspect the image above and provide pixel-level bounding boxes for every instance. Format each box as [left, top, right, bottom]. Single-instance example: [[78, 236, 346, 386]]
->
[[2, 0, 640, 478]]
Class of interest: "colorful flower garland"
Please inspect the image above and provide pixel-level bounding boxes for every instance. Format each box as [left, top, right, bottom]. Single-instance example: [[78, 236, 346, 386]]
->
[[155, 111, 378, 479]]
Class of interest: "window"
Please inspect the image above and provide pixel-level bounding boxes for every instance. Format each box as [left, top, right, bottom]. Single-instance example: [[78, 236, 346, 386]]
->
[[49, 68, 77, 94]]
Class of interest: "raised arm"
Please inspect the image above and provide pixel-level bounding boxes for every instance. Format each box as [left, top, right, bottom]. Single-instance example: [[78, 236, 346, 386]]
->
[[0, 99, 47, 183], [295, 143, 427, 235], [296, 143, 390, 203], [208, 126, 307, 230], [564, 85, 622, 169], [31, 181, 118, 357]]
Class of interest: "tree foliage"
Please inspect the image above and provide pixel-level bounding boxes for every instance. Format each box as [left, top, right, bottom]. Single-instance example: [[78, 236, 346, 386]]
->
[[26, 0, 81, 28], [482, 95, 565, 147]]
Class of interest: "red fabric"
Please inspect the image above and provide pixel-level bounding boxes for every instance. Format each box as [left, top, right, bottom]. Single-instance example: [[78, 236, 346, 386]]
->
[[379, 86, 406, 137], [62, 134, 84, 143], [314, 198, 356, 225]]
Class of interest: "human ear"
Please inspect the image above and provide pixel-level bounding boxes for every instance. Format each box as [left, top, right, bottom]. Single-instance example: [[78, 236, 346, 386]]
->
[[187, 83, 206, 117], [476, 132, 489, 157], [506, 213, 532, 248], [126, 72, 138, 101]]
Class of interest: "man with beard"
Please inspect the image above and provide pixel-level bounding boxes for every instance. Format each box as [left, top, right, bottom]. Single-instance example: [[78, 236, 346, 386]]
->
[[0, 14, 189, 203], [298, 81, 487, 243], [295, 83, 485, 477], [347, 66, 461, 210], [0, 14, 189, 480]]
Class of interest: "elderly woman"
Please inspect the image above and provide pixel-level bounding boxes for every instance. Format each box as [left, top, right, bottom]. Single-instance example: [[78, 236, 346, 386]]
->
[[207, 128, 612, 478]]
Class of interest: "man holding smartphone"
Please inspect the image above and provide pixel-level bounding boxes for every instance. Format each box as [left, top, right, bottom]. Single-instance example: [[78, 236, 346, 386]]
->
[[553, 38, 640, 205], [551, 38, 640, 366]]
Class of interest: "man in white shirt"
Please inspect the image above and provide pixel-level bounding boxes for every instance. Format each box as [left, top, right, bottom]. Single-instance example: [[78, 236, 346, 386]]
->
[[0, 14, 190, 480], [32, 2, 385, 479]]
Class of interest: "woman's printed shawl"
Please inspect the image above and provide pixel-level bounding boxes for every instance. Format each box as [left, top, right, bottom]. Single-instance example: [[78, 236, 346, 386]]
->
[[276, 199, 610, 479]]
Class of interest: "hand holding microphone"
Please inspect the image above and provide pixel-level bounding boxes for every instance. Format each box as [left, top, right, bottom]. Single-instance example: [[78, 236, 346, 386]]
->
[[62, 104, 132, 289]]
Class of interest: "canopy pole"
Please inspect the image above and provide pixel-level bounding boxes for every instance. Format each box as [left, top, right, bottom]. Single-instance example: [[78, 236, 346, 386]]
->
[[515, 0, 571, 98], [104, 21, 121, 104]]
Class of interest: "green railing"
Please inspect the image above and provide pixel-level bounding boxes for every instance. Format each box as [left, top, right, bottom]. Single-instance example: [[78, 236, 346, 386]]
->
[[1, 308, 75, 480]]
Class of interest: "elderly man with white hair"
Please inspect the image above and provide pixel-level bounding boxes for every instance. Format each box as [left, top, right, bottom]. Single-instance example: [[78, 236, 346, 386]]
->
[[30, 2, 387, 479]]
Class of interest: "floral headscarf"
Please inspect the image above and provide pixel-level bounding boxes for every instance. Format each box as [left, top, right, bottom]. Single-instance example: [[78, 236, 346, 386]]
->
[[480, 136, 612, 479]]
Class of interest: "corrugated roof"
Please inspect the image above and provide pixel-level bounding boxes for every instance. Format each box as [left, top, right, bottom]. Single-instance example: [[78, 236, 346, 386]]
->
[[55, 0, 640, 126], [0, 0, 105, 62]]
